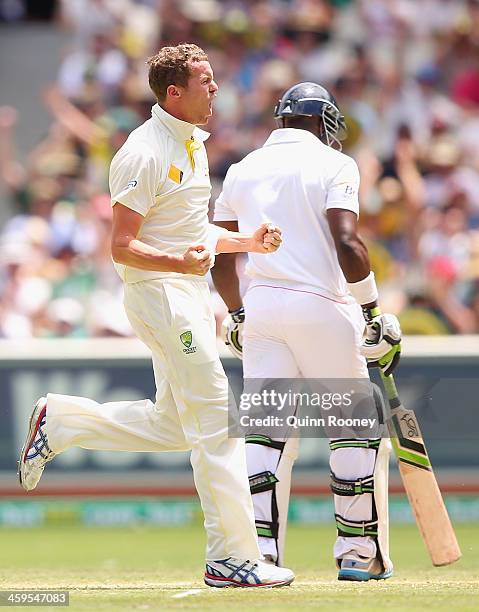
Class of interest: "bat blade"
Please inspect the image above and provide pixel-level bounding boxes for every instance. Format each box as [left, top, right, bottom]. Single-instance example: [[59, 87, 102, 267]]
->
[[389, 404, 462, 566]]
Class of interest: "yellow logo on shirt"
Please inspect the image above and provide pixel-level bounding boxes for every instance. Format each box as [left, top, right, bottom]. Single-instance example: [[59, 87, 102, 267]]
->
[[168, 164, 183, 184], [185, 138, 201, 170]]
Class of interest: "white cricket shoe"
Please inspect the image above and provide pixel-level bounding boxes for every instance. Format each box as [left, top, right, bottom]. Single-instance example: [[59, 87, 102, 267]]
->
[[18, 397, 56, 492], [204, 557, 294, 588]]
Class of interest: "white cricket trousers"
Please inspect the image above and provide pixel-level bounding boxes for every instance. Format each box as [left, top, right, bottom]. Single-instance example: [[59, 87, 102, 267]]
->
[[45, 278, 261, 562], [243, 284, 378, 561]]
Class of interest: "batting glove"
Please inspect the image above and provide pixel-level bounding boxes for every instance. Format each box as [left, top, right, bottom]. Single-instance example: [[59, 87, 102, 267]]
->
[[360, 307, 401, 376], [221, 306, 245, 360]]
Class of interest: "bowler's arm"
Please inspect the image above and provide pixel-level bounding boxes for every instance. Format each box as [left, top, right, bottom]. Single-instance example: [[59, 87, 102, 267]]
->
[[111, 203, 211, 275], [210, 220, 281, 309], [214, 224, 281, 254]]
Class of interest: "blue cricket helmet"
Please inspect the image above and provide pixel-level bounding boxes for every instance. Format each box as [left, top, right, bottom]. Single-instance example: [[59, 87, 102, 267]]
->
[[274, 82, 347, 150]]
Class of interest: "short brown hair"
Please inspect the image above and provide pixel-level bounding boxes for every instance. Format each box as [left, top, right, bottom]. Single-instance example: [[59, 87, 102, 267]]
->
[[147, 43, 208, 102]]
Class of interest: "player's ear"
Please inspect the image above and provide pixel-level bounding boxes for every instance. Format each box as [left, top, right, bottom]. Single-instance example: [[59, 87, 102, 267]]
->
[[166, 84, 181, 98]]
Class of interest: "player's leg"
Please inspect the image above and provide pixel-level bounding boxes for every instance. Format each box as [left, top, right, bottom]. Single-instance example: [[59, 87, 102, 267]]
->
[[150, 278, 260, 560], [139, 279, 293, 586], [245, 434, 300, 566], [330, 436, 393, 581], [18, 291, 191, 491], [282, 291, 392, 579], [45, 363, 189, 454], [242, 286, 301, 566]]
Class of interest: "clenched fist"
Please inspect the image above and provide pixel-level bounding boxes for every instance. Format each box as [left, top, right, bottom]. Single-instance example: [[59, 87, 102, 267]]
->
[[178, 245, 214, 276], [251, 223, 282, 254]]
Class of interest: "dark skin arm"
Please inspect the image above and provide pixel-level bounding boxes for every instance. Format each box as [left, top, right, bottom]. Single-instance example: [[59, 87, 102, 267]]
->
[[326, 208, 377, 309], [210, 220, 243, 311]]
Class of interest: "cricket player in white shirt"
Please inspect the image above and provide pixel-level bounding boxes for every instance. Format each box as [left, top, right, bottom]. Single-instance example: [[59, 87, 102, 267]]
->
[[17, 43, 295, 588], [212, 82, 402, 581]]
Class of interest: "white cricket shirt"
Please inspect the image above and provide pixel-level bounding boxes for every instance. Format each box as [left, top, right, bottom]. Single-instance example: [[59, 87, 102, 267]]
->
[[109, 103, 222, 283], [214, 128, 360, 301]]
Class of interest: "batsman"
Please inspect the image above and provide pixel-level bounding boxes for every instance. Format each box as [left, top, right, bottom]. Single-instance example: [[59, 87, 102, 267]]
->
[[212, 82, 402, 581]]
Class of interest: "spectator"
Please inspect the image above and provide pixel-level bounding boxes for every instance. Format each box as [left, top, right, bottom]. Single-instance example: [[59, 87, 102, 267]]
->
[[2, 0, 479, 336]]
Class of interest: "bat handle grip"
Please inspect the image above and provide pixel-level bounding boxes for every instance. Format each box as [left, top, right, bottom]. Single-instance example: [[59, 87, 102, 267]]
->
[[379, 371, 400, 406]]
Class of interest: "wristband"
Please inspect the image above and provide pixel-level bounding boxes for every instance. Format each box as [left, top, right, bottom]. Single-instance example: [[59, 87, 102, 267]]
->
[[229, 306, 245, 323], [347, 271, 379, 306]]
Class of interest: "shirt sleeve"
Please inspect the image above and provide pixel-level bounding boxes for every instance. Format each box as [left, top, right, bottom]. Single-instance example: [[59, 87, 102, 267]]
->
[[213, 165, 238, 222], [206, 223, 227, 254], [109, 146, 159, 217], [325, 158, 360, 217]]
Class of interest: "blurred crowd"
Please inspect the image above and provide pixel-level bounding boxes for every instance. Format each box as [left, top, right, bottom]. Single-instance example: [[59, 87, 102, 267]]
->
[[1, 0, 479, 338]]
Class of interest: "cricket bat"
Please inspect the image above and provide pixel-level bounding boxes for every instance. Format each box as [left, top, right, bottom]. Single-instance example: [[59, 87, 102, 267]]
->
[[380, 372, 461, 566]]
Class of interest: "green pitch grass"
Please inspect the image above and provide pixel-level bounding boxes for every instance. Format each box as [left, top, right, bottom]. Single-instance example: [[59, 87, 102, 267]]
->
[[0, 523, 477, 611]]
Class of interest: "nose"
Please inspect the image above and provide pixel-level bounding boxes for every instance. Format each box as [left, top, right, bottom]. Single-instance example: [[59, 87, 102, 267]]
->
[[210, 80, 219, 94]]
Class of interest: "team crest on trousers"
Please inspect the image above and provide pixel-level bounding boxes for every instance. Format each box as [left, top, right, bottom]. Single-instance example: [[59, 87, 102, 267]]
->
[[180, 331, 196, 354]]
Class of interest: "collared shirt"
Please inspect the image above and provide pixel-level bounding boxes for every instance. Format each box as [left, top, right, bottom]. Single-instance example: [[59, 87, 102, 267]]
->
[[109, 103, 220, 283], [214, 128, 360, 301]]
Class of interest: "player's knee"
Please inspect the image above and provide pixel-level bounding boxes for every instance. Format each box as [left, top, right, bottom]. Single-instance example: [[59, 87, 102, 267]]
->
[[329, 438, 381, 480]]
